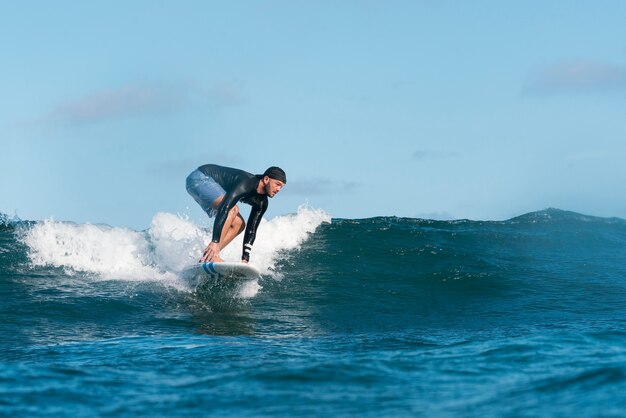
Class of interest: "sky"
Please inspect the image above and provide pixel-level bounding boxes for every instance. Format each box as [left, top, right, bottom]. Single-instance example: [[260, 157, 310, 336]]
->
[[2, 1, 626, 229]]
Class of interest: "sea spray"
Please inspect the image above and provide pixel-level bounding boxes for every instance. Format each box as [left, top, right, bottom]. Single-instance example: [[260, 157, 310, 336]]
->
[[20, 204, 331, 292], [235, 204, 332, 276], [21, 218, 172, 282], [146, 212, 206, 274]]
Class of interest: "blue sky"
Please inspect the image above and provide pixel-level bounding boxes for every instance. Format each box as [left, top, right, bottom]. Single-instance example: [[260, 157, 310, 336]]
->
[[2, 1, 626, 229]]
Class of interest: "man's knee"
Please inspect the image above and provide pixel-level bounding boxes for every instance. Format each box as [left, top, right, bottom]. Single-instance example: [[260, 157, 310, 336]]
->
[[211, 195, 226, 210], [228, 205, 240, 217]]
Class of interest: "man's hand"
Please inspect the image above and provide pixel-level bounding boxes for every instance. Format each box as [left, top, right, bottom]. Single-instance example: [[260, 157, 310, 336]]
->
[[200, 242, 220, 263]]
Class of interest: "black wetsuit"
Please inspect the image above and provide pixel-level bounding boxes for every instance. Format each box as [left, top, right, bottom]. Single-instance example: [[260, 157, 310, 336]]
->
[[197, 164, 268, 262]]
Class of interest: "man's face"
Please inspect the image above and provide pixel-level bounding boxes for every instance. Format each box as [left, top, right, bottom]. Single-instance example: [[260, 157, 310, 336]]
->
[[264, 177, 285, 197]]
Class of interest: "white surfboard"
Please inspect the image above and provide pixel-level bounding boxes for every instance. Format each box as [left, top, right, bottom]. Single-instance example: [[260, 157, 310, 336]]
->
[[185, 261, 261, 282]]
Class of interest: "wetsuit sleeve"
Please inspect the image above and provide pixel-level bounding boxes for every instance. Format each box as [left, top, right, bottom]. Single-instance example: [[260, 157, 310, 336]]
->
[[211, 186, 248, 243], [241, 198, 268, 262]]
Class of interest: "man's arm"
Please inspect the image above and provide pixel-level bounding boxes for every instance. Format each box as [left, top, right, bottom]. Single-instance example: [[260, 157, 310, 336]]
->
[[241, 200, 268, 262]]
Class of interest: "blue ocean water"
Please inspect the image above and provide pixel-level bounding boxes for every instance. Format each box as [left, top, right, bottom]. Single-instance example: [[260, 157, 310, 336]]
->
[[1, 208, 626, 417]]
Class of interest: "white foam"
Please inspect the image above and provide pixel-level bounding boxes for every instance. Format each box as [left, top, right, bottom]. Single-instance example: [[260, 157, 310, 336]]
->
[[223, 204, 332, 276], [21, 204, 331, 297]]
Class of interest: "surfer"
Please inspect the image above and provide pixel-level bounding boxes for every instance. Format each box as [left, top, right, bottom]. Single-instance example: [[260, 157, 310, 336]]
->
[[186, 164, 286, 263]]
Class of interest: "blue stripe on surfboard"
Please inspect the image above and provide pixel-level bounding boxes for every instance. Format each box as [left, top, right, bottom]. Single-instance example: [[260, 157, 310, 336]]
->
[[201, 262, 212, 275]]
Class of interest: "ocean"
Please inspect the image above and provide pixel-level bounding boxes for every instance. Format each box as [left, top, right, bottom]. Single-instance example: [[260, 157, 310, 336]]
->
[[1, 207, 625, 417]]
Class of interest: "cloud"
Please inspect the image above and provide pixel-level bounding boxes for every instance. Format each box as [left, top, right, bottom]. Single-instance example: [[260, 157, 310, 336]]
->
[[525, 60, 626, 95], [412, 150, 459, 161], [286, 178, 361, 196], [43, 80, 245, 126], [46, 84, 190, 125]]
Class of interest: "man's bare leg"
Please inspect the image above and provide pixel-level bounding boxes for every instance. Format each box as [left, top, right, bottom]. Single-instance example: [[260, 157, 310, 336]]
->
[[217, 206, 246, 251], [202, 197, 245, 262]]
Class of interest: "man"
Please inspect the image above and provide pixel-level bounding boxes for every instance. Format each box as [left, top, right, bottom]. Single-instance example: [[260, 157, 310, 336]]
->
[[186, 164, 286, 263]]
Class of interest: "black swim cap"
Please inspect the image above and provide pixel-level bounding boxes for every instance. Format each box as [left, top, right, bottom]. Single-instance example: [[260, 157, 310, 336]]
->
[[263, 166, 287, 183]]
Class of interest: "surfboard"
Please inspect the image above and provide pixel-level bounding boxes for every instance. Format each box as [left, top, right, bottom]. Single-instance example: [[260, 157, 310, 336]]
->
[[185, 261, 261, 281]]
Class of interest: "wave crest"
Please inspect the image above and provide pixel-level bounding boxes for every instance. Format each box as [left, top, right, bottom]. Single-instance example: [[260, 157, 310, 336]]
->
[[19, 204, 331, 288]]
